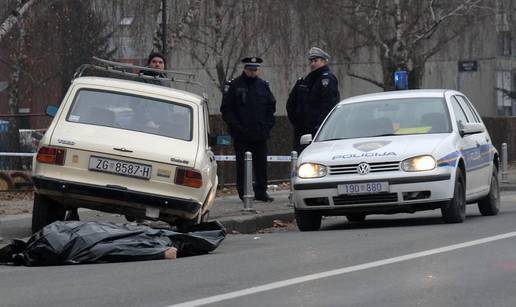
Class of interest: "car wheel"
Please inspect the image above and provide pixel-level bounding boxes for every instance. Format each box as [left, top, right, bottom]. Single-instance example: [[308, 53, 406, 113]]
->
[[441, 169, 466, 223], [346, 214, 366, 222], [31, 193, 65, 233], [478, 167, 500, 216], [295, 209, 321, 231]]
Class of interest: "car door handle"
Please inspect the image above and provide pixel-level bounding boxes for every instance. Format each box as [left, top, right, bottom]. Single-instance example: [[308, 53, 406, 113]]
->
[[476, 142, 481, 148]]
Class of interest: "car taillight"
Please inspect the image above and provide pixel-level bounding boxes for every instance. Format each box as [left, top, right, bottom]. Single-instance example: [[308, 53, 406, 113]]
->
[[175, 168, 202, 188], [36, 146, 66, 165]]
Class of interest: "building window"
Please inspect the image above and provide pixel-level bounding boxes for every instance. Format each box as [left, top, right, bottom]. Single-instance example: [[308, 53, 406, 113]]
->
[[497, 31, 512, 56], [120, 16, 134, 26], [497, 71, 513, 116]]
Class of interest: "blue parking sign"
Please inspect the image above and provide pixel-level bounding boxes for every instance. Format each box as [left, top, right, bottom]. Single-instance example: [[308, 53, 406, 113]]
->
[[394, 71, 408, 90]]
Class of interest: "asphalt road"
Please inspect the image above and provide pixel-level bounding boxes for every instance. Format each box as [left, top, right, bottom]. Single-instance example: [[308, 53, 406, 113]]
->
[[1, 192, 516, 307]]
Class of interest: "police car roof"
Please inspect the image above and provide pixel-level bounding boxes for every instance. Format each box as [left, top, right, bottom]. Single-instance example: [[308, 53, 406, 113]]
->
[[338, 89, 460, 105], [72, 77, 205, 105]]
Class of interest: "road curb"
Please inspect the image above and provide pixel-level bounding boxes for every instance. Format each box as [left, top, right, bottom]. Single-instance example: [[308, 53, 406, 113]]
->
[[217, 209, 295, 234]]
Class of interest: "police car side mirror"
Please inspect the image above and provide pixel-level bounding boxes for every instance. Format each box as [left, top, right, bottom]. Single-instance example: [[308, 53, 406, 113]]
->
[[460, 122, 485, 137], [300, 134, 313, 145]]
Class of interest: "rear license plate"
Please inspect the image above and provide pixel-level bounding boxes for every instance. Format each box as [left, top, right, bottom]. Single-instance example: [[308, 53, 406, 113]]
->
[[89, 156, 152, 179], [338, 182, 389, 195]]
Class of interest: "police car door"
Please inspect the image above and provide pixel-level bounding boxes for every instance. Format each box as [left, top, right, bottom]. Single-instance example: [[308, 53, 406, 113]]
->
[[450, 96, 483, 197], [455, 95, 491, 193]]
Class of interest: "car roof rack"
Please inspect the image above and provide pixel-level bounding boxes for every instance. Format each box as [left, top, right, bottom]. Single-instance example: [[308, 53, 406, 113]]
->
[[73, 57, 208, 99]]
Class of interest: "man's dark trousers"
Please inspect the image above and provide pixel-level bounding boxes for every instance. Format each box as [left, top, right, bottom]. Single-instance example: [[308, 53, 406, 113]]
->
[[234, 140, 268, 199]]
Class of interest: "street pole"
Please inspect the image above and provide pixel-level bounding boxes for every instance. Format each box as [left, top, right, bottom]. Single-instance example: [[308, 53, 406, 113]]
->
[[243, 151, 254, 211], [289, 151, 297, 207]]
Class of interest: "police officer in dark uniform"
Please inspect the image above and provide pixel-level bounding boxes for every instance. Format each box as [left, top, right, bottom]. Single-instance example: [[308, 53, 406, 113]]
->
[[286, 47, 340, 153], [220, 57, 276, 202]]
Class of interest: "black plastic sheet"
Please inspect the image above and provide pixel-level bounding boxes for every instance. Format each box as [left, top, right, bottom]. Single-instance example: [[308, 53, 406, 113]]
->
[[0, 220, 226, 266]]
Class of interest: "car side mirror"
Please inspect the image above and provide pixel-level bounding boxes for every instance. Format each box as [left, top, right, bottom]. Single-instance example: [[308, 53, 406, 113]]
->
[[459, 122, 485, 137], [46, 105, 59, 117], [300, 134, 313, 145]]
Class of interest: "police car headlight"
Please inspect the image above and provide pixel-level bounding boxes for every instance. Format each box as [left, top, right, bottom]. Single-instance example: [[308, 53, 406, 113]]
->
[[298, 163, 327, 178], [401, 155, 436, 172]]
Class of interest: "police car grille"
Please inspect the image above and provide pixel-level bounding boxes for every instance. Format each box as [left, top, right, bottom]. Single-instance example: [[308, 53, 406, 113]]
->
[[329, 162, 400, 175], [333, 193, 398, 205]]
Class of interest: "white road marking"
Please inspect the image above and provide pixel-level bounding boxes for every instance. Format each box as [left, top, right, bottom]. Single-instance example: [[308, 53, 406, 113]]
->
[[167, 231, 516, 307]]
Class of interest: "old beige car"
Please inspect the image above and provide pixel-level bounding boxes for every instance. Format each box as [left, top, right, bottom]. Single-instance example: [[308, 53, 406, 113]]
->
[[31, 61, 217, 232]]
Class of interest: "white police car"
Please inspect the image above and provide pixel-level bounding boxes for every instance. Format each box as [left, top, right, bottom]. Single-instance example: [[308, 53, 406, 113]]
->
[[293, 90, 499, 231]]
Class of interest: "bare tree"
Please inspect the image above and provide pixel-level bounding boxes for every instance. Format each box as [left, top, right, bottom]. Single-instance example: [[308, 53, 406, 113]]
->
[[336, 0, 494, 90], [0, 0, 37, 43], [178, 0, 276, 93]]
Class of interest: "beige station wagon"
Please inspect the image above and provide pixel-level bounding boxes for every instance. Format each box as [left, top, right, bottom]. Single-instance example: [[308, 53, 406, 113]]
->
[[31, 63, 218, 233]]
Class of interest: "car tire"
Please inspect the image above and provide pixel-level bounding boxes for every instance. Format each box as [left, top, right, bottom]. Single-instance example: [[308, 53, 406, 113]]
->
[[31, 193, 65, 233], [346, 214, 366, 222], [295, 209, 321, 231], [478, 167, 500, 216], [441, 169, 466, 223]]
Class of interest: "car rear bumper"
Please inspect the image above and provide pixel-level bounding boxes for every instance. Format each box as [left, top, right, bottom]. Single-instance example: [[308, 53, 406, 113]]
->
[[293, 173, 452, 214], [32, 175, 202, 220]]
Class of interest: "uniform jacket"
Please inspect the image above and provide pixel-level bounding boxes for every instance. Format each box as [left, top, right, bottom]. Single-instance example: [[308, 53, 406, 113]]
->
[[286, 65, 340, 135], [220, 73, 276, 142]]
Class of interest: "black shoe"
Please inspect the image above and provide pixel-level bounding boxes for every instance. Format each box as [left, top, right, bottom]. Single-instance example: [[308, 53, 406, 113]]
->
[[254, 193, 274, 202]]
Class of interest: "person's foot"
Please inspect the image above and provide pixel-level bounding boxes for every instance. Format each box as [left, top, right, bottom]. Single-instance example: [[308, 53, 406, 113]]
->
[[254, 193, 274, 202]]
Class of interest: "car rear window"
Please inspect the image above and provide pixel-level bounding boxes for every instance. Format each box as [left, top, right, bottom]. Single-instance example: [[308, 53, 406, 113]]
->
[[317, 97, 451, 141], [67, 89, 192, 141]]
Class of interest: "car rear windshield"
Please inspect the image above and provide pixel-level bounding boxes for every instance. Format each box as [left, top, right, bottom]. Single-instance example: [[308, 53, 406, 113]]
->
[[317, 97, 451, 141], [67, 89, 192, 141]]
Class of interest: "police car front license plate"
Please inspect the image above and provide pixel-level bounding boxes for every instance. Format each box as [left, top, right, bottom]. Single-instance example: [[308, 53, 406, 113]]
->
[[338, 182, 389, 195], [89, 156, 152, 180]]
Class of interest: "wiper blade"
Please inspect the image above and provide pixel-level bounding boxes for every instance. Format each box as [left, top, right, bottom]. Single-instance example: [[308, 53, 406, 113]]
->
[[321, 138, 348, 142]]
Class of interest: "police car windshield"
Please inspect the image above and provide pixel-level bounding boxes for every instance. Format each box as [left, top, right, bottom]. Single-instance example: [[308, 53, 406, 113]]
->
[[317, 97, 451, 141]]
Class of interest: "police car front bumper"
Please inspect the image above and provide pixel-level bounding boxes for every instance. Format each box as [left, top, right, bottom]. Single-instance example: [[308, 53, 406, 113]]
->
[[293, 172, 453, 214]]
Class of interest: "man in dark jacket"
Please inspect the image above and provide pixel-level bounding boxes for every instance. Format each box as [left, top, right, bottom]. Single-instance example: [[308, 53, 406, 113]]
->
[[220, 57, 276, 202], [141, 51, 170, 86], [286, 47, 340, 153]]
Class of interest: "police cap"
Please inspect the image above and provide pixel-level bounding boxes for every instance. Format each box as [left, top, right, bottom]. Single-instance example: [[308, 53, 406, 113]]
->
[[242, 57, 263, 69], [307, 47, 330, 61]]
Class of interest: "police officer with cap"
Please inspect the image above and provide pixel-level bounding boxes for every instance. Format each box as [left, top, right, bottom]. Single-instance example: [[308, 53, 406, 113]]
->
[[286, 47, 340, 153], [220, 57, 276, 202]]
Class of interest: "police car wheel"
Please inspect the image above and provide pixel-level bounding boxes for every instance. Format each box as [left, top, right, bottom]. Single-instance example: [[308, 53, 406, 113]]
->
[[346, 214, 366, 222], [441, 169, 466, 223], [295, 209, 321, 231], [478, 167, 500, 216]]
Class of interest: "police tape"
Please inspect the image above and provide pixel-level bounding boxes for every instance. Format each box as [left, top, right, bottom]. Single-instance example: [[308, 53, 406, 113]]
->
[[0, 152, 35, 157], [0, 153, 293, 162], [215, 155, 291, 162]]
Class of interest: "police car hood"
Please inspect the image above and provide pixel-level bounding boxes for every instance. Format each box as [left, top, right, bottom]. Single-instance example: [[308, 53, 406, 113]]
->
[[301, 134, 450, 165]]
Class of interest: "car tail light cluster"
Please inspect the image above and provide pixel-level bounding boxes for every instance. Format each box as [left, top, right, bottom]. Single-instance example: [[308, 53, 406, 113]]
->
[[175, 168, 203, 188], [36, 146, 66, 165]]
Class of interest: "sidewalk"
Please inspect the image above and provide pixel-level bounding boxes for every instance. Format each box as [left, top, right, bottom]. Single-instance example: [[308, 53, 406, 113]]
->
[[211, 189, 294, 234]]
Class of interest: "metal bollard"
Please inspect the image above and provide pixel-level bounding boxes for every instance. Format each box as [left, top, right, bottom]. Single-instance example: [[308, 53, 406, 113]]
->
[[243, 151, 254, 211], [501, 142, 509, 183], [289, 151, 298, 207]]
